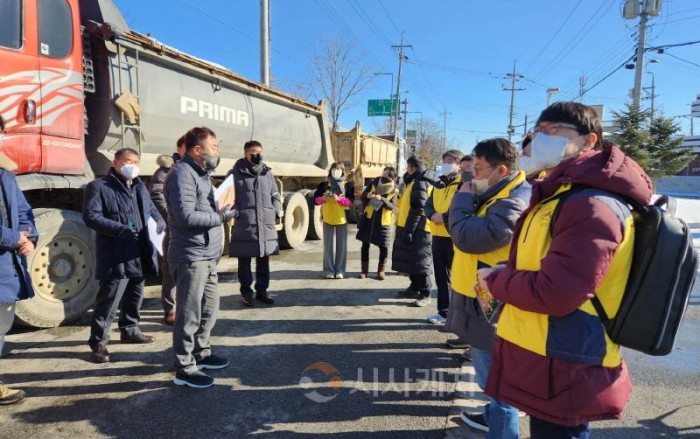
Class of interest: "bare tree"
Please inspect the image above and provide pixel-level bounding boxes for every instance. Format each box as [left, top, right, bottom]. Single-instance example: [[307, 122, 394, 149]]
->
[[308, 34, 374, 130], [408, 117, 459, 171]]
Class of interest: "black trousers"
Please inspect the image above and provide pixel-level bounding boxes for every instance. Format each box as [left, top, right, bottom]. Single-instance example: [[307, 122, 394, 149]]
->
[[360, 242, 388, 265], [238, 256, 270, 297], [89, 277, 144, 348], [432, 236, 454, 317], [409, 274, 431, 298]]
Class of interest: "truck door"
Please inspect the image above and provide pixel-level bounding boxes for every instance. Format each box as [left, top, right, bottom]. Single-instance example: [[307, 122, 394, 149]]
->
[[36, 0, 84, 174], [0, 0, 41, 174]]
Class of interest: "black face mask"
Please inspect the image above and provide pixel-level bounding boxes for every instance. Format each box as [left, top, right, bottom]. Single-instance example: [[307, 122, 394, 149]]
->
[[250, 153, 263, 165]]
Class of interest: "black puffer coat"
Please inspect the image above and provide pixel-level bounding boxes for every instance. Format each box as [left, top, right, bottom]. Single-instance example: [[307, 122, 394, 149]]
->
[[355, 177, 396, 249], [228, 159, 281, 258], [391, 172, 432, 276]]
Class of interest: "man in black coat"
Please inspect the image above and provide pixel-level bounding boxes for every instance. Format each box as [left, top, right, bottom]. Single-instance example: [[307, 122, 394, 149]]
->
[[83, 148, 165, 363], [228, 140, 281, 306], [392, 156, 433, 306]]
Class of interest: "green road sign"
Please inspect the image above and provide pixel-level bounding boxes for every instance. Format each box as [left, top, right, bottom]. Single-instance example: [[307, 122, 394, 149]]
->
[[368, 99, 398, 116]]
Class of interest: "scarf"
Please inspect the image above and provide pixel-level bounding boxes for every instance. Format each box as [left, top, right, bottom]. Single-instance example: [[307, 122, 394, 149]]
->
[[328, 176, 345, 196]]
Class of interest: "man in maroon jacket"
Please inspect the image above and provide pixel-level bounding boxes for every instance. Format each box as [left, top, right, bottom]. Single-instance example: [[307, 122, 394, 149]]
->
[[476, 102, 653, 438]]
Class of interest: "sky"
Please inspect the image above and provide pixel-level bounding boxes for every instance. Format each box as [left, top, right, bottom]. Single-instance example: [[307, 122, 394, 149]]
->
[[112, 0, 700, 153]]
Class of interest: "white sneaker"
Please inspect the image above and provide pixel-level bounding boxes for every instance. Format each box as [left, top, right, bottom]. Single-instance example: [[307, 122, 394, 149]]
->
[[324, 272, 335, 279], [427, 313, 446, 324], [413, 296, 432, 307], [334, 273, 344, 279]]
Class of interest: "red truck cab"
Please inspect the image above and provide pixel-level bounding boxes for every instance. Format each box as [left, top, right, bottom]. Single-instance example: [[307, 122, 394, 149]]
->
[[0, 0, 85, 175]]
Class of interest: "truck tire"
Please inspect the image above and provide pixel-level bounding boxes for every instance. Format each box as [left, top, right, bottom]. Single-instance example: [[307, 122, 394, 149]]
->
[[305, 191, 323, 240], [14, 209, 99, 328], [279, 191, 309, 249]]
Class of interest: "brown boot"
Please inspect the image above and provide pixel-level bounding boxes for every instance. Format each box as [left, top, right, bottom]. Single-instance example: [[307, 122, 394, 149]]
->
[[377, 262, 386, 280], [359, 261, 369, 279]]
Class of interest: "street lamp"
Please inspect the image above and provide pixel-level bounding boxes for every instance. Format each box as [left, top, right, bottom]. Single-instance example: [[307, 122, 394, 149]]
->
[[644, 58, 660, 121], [546, 87, 560, 107]]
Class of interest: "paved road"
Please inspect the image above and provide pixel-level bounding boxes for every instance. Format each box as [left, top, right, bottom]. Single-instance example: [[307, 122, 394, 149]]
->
[[2, 229, 699, 438]]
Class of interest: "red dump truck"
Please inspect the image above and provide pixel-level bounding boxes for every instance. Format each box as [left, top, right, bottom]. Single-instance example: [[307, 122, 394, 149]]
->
[[0, 0, 335, 327]]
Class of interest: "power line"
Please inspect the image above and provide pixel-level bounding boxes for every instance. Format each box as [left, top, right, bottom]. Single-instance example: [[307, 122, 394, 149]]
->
[[665, 52, 700, 69], [378, 0, 401, 35], [521, 0, 583, 74]]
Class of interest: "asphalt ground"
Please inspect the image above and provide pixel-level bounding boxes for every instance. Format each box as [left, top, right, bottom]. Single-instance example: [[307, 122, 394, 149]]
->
[[2, 226, 699, 438]]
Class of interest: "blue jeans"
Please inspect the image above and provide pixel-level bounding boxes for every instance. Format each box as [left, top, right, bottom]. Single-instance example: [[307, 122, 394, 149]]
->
[[471, 347, 520, 439], [530, 416, 590, 439]]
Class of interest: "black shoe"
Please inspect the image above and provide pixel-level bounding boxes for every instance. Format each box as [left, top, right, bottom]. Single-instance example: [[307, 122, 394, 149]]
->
[[460, 347, 473, 362], [120, 333, 156, 344], [196, 355, 229, 370], [256, 293, 275, 304], [173, 370, 214, 389], [397, 287, 418, 298], [241, 296, 254, 307], [90, 345, 110, 363], [460, 411, 489, 432]]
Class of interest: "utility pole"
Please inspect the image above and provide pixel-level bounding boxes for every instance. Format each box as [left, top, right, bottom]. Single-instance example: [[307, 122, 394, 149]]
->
[[579, 75, 587, 102], [439, 107, 451, 149], [503, 61, 525, 141], [260, 0, 270, 86], [624, 0, 661, 108], [391, 33, 412, 143]]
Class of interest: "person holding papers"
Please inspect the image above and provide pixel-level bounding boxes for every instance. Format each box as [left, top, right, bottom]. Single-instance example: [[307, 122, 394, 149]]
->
[[83, 148, 165, 363]]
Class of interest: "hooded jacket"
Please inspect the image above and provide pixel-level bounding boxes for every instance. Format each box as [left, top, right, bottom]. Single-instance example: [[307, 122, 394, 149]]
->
[[228, 158, 281, 258], [484, 145, 653, 426]]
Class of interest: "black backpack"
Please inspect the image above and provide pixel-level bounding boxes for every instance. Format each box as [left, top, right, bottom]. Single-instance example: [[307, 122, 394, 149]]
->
[[552, 187, 698, 356]]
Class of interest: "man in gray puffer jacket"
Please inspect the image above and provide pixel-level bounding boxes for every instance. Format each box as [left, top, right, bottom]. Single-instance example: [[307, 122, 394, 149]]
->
[[228, 140, 281, 306], [165, 126, 235, 389]]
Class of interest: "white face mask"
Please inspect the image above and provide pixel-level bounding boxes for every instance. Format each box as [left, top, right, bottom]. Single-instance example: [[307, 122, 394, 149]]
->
[[529, 132, 582, 171], [331, 169, 343, 179], [518, 156, 540, 176], [120, 163, 140, 180], [440, 163, 457, 176], [472, 168, 498, 195]]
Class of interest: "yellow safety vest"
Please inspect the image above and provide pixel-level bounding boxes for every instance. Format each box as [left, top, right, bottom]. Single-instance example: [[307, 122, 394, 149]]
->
[[451, 171, 526, 297], [321, 193, 349, 226], [496, 184, 635, 367], [363, 183, 396, 226], [429, 175, 462, 237], [396, 180, 432, 231]]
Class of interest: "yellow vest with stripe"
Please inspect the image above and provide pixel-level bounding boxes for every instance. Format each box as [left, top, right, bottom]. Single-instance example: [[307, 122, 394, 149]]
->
[[451, 171, 526, 297], [496, 184, 635, 368], [363, 182, 396, 227], [396, 180, 432, 231], [322, 196, 349, 226], [429, 175, 462, 237]]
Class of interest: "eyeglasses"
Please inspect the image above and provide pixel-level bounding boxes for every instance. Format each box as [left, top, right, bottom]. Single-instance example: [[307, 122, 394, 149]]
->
[[472, 165, 495, 175], [533, 123, 580, 135]]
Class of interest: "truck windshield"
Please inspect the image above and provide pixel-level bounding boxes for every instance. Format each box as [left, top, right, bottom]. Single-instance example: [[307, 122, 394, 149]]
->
[[0, 0, 22, 49]]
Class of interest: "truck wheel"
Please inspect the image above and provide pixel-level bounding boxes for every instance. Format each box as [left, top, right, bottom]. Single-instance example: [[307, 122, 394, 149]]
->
[[279, 191, 309, 249], [14, 209, 99, 328], [305, 191, 323, 240]]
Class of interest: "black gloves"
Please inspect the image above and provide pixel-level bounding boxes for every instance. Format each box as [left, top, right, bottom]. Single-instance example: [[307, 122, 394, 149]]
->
[[119, 227, 139, 242], [403, 232, 413, 245], [220, 209, 238, 223]]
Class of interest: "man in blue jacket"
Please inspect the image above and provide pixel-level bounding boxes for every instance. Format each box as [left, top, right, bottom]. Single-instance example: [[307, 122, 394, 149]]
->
[[0, 125, 37, 405], [83, 148, 165, 364]]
